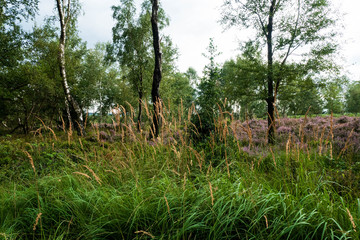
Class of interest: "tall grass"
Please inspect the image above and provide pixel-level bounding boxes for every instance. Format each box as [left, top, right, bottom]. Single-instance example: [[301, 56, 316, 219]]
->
[[0, 102, 359, 239]]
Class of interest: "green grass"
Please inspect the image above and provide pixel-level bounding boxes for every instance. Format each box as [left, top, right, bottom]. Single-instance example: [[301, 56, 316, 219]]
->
[[0, 121, 359, 239]]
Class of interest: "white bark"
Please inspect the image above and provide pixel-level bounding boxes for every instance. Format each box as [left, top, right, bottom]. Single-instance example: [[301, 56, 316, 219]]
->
[[56, 0, 85, 135]]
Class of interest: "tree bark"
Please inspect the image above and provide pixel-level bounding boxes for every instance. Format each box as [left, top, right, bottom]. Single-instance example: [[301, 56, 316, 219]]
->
[[56, 0, 85, 136], [150, 0, 162, 138], [266, 0, 276, 144]]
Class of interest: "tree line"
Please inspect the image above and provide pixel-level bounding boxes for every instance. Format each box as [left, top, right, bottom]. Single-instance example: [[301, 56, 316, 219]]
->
[[0, 0, 358, 141]]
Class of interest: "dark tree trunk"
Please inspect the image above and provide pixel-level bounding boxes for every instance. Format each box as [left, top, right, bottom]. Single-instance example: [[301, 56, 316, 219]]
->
[[150, 0, 162, 138], [56, 0, 85, 136], [266, 0, 276, 144], [137, 74, 143, 132]]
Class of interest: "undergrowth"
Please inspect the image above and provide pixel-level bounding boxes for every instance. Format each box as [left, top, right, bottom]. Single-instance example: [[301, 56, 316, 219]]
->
[[0, 104, 359, 239]]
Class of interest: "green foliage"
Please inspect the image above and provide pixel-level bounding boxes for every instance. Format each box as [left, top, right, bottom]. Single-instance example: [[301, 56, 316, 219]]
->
[[222, 41, 267, 118], [107, 0, 182, 127], [346, 82, 360, 114], [278, 75, 324, 116], [194, 39, 226, 138], [107, 0, 154, 97], [161, 72, 196, 112], [0, 0, 38, 67], [220, 0, 341, 121], [321, 76, 348, 114]]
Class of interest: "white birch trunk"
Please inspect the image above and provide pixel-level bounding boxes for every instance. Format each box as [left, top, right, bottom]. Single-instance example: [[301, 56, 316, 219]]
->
[[56, 0, 85, 135]]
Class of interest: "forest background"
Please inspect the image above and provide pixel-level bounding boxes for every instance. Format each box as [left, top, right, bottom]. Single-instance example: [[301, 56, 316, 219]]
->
[[2, 0, 360, 239]]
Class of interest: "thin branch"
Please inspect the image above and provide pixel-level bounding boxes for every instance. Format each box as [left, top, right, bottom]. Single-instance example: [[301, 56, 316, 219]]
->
[[56, 0, 64, 30], [281, 0, 301, 66], [65, 0, 71, 28]]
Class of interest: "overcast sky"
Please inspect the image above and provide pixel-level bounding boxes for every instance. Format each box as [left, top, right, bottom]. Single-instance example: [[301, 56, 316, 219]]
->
[[32, 0, 360, 81]]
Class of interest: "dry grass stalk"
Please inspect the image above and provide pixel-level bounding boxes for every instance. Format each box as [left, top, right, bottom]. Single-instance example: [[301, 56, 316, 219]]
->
[[36, 117, 57, 140], [123, 124, 137, 142], [329, 142, 333, 159], [188, 121, 200, 137], [111, 118, 117, 133], [346, 208, 357, 232], [47, 127, 57, 141], [120, 105, 127, 124], [313, 125, 319, 141], [79, 138, 84, 152], [143, 101, 151, 120], [171, 145, 181, 160], [126, 101, 135, 120], [24, 151, 36, 174], [236, 140, 242, 156], [94, 123, 100, 142], [178, 130, 185, 146], [264, 215, 269, 229], [206, 161, 213, 176], [73, 172, 91, 179], [188, 146, 203, 171], [318, 126, 326, 156], [33, 212, 42, 231], [68, 121, 73, 145], [286, 132, 291, 159], [33, 127, 43, 138], [83, 165, 102, 185], [75, 120, 83, 137], [135, 231, 155, 239], [209, 181, 214, 206], [265, 114, 276, 145], [239, 117, 252, 149], [187, 164, 191, 175], [84, 111, 88, 129], [187, 105, 193, 122], [171, 169, 180, 176], [60, 115, 66, 133], [164, 195, 171, 217], [299, 124, 303, 147], [67, 216, 73, 234]]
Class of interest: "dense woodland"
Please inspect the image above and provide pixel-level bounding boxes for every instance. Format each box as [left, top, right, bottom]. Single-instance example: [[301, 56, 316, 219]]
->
[[1, 0, 360, 239], [1, 0, 360, 136]]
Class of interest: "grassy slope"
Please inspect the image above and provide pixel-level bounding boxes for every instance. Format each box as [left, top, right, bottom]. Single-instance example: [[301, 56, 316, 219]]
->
[[0, 116, 360, 239]]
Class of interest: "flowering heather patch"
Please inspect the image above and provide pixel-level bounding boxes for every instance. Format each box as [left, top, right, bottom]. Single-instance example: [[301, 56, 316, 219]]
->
[[232, 116, 360, 155]]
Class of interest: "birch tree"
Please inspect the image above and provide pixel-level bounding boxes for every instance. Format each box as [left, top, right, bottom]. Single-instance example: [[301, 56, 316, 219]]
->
[[56, 0, 85, 135], [108, 0, 153, 132]]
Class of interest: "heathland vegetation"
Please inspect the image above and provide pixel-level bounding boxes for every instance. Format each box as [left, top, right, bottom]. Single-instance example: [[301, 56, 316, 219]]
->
[[1, 0, 360, 239]]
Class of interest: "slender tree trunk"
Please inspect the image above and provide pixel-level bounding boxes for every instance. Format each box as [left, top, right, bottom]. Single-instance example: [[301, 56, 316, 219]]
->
[[150, 0, 162, 138], [266, 0, 276, 144], [137, 74, 143, 132], [56, 0, 85, 136]]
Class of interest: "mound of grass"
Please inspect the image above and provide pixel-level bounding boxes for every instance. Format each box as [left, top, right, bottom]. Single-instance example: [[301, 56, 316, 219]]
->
[[1, 113, 360, 239]]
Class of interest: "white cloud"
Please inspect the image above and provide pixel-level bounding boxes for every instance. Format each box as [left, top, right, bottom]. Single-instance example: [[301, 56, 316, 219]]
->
[[31, 0, 360, 80]]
